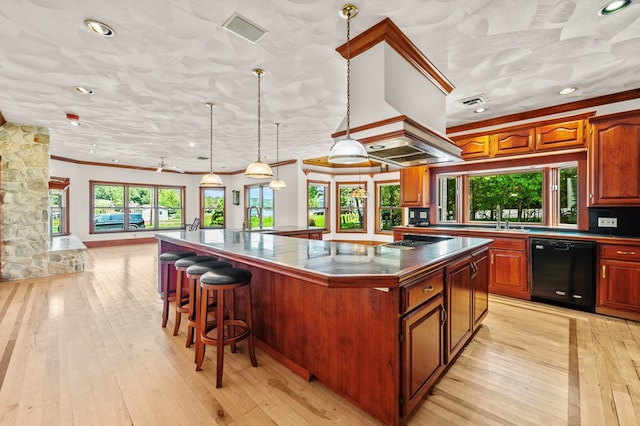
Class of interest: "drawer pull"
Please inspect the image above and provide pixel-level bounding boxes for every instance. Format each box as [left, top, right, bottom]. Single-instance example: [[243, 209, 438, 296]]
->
[[602, 265, 606, 279], [616, 250, 636, 255], [422, 285, 434, 293], [555, 290, 566, 296]]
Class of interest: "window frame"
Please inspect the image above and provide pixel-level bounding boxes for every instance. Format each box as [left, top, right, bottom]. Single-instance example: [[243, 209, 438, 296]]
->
[[335, 181, 368, 233], [374, 180, 401, 234], [49, 177, 70, 236], [307, 180, 330, 232], [244, 183, 274, 230], [434, 156, 583, 229], [200, 186, 226, 229], [90, 180, 186, 234]]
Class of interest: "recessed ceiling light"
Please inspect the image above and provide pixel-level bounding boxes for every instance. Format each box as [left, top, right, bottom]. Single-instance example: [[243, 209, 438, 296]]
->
[[189, 142, 196, 147], [74, 86, 94, 95], [598, 0, 633, 15], [558, 86, 577, 95], [474, 107, 487, 113], [369, 144, 386, 149], [112, 159, 119, 163], [84, 19, 115, 37]]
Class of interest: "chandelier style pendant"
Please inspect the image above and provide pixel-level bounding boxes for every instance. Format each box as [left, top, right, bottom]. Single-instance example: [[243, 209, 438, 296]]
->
[[245, 68, 274, 178]]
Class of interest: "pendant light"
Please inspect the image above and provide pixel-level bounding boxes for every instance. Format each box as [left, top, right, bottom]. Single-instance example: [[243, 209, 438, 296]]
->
[[245, 68, 274, 178], [200, 102, 224, 186], [328, 4, 368, 165], [350, 166, 369, 198], [269, 122, 287, 190]]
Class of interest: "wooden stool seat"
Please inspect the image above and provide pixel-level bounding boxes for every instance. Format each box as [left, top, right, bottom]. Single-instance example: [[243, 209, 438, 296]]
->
[[196, 267, 257, 388], [172, 255, 218, 336], [182, 260, 232, 349], [158, 251, 196, 327]]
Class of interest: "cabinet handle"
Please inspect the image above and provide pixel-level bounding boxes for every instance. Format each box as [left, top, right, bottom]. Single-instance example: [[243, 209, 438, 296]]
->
[[616, 250, 636, 255], [601, 265, 606, 279], [491, 254, 495, 265], [417, 193, 421, 202], [441, 306, 448, 326], [422, 285, 434, 293], [529, 135, 532, 147], [536, 134, 540, 147], [470, 261, 477, 280]]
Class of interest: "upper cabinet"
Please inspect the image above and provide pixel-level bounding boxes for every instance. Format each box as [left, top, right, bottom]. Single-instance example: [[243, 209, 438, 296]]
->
[[400, 165, 429, 207], [452, 114, 590, 160], [588, 110, 640, 206]]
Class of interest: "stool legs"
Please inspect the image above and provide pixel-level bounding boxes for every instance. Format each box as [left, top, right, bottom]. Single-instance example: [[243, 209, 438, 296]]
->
[[172, 268, 187, 336], [161, 261, 173, 328]]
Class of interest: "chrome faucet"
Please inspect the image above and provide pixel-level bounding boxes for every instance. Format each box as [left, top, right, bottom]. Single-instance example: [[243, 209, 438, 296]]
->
[[247, 206, 262, 230], [495, 205, 502, 230]]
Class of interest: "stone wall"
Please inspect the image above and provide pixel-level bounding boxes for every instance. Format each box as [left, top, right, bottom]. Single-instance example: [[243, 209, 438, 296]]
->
[[0, 122, 51, 281]]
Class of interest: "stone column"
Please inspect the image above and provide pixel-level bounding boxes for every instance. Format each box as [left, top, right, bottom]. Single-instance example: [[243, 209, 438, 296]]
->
[[0, 122, 50, 281]]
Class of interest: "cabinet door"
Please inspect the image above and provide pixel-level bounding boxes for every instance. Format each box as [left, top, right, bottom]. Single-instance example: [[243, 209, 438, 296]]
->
[[472, 250, 489, 329], [401, 294, 444, 417], [445, 256, 472, 363], [589, 112, 640, 206], [489, 249, 529, 300], [454, 135, 490, 159], [535, 119, 585, 150], [492, 128, 534, 156], [400, 166, 428, 207], [598, 259, 640, 314]]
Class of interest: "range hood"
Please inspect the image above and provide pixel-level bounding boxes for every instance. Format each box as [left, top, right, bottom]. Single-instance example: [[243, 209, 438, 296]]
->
[[332, 18, 462, 167]]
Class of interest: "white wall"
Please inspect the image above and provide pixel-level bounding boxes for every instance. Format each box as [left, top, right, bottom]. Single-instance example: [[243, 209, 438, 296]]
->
[[51, 158, 398, 243]]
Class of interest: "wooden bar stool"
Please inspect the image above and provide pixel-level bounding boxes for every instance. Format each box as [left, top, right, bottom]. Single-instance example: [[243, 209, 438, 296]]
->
[[183, 260, 232, 349], [173, 255, 219, 336], [158, 250, 196, 327], [195, 267, 257, 388]]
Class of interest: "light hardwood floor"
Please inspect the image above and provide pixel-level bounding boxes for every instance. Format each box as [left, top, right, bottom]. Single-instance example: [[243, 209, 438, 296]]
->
[[0, 243, 639, 425]]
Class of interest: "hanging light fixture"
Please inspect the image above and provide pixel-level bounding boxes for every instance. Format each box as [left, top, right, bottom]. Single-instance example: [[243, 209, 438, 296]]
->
[[269, 122, 287, 190], [199, 102, 224, 187], [245, 68, 274, 178], [328, 4, 368, 165], [350, 166, 369, 198]]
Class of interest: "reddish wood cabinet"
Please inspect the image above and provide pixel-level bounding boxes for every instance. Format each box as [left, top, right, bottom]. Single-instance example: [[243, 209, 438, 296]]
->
[[493, 128, 534, 157], [588, 110, 640, 206], [453, 134, 490, 159], [400, 165, 429, 207], [536, 118, 586, 151], [489, 237, 529, 300], [597, 243, 640, 321]]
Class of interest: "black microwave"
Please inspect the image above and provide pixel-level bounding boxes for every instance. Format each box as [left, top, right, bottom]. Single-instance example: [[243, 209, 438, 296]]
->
[[408, 208, 430, 227]]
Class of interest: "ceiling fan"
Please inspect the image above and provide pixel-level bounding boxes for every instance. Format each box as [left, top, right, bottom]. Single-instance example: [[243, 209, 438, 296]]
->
[[156, 157, 185, 173]]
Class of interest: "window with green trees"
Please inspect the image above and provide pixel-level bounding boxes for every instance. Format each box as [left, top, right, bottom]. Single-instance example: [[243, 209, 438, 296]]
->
[[337, 182, 366, 232], [307, 181, 329, 230], [91, 181, 185, 233], [246, 184, 273, 230], [376, 181, 401, 233], [201, 187, 225, 228], [437, 162, 578, 227]]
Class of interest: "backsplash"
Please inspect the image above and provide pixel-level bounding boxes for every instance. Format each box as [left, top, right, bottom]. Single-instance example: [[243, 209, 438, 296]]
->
[[588, 207, 640, 237]]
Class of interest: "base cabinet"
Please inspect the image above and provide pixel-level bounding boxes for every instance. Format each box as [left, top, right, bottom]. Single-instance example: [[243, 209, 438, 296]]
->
[[401, 293, 444, 417], [597, 244, 640, 321], [488, 237, 529, 299]]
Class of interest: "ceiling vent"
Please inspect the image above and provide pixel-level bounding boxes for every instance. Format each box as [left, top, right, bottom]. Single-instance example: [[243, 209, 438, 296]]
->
[[457, 94, 488, 108], [196, 156, 209, 161], [222, 13, 267, 43]]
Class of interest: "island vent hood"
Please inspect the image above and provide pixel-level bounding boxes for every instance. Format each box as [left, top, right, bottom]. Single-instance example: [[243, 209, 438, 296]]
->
[[332, 18, 462, 167]]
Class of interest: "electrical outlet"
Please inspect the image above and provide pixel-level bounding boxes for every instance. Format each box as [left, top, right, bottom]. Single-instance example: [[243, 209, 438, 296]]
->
[[598, 217, 618, 228]]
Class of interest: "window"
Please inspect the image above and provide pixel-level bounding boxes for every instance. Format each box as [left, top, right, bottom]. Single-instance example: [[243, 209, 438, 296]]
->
[[336, 182, 367, 232], [246, 184, 273, 230], [201, 187, 225, 228], [91, 181, 185, 233], [468, 171, 543, 223], [436, 161, 579, 227], [49, 177, 69, 236], [307, 181, 329, 230], [375, 181, 401, 233]]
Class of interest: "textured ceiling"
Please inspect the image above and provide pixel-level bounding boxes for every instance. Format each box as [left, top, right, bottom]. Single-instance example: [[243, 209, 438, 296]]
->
[[1, 0, 639, 173]]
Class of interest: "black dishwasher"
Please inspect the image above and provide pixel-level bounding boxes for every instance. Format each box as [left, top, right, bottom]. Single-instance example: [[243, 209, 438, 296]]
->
[[530, 238, 595, 312]]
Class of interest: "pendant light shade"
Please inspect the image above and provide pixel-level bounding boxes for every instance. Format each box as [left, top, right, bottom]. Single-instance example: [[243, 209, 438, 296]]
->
[[200, 102, 224, 187], [328, 4, 368, 165], [269, 122, 287, 190], [245, 68, 274, 178]]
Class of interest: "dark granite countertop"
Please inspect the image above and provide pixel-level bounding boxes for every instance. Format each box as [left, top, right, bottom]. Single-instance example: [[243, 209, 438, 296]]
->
[[156, 229, 492, 280]]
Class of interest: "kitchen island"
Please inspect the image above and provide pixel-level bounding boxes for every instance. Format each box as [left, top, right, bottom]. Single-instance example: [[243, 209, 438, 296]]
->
[[156, 230, 492, 425]]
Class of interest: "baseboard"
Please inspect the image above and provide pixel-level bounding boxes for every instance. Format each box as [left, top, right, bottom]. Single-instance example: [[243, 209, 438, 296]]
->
[[84, 237, 157, 248]]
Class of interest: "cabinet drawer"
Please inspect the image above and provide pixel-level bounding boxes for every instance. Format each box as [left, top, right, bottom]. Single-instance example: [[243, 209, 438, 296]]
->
[[600, 244, 640, 262], [402, 271, 444, 313]]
